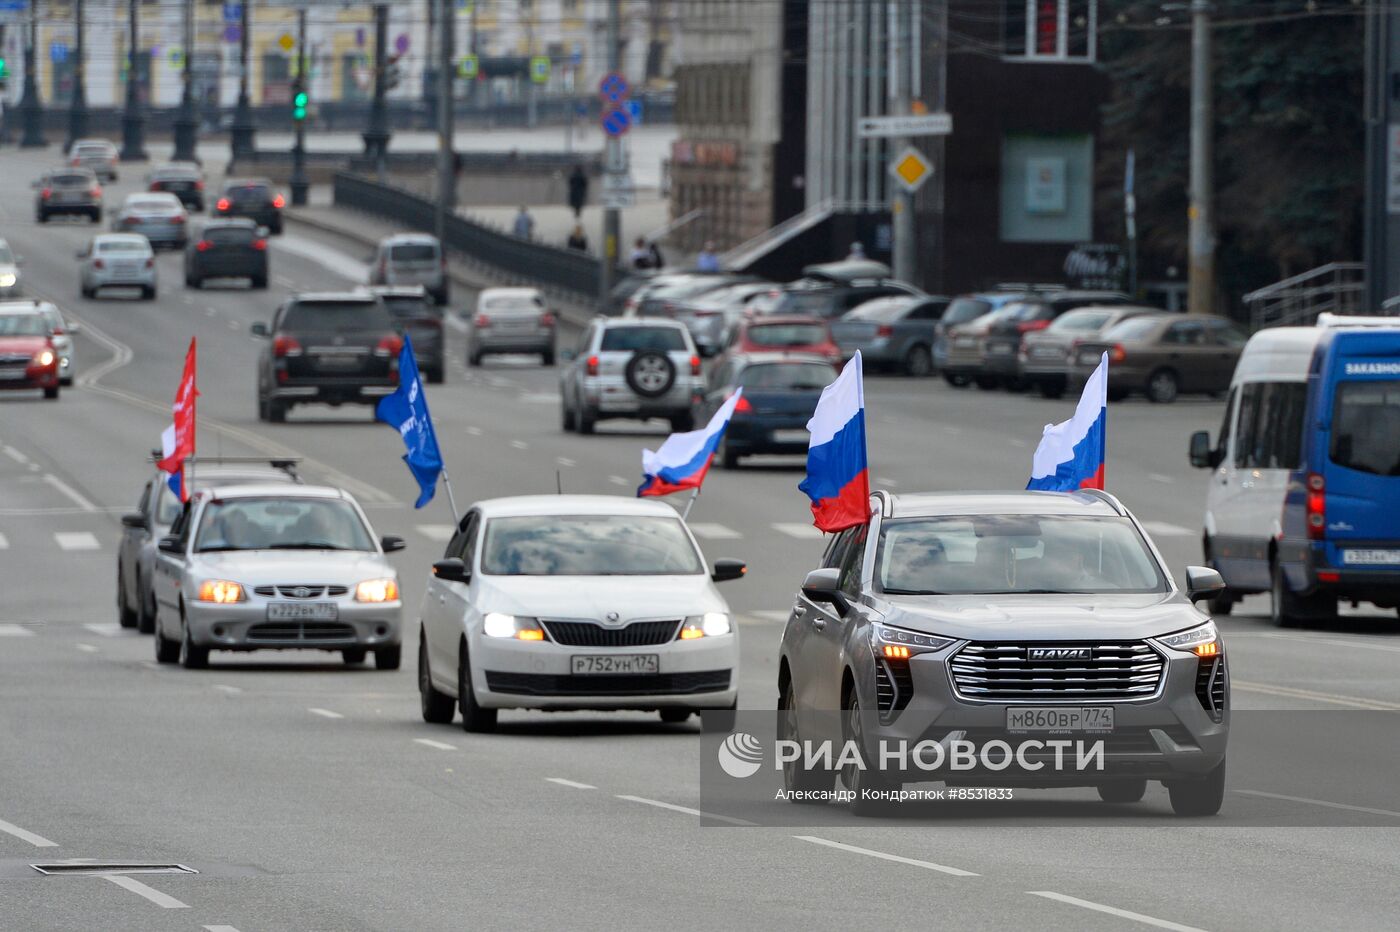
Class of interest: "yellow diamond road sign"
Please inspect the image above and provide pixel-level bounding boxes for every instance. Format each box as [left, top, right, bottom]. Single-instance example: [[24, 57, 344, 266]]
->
[[278, 33, 296, 53], [891, 146, 933, 193]]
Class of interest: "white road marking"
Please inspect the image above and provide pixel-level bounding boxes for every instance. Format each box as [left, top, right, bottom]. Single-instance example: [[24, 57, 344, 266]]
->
[[1027, 891, 1207, 932], [2, 445, 29, 464], [1231, 680, 1400, 711], [83, 623, 124, 637], [509, 439, 529, 450], [76, 643, 98, 653], [308, 708, 344, 719], [748, 610, 791, 623], [943, 425, 963, 435], [1007, 438, 1028, 448], [555, 456, 577, 467], [204, 307, 218, 316], [1234, 789, 1400, 820], [1140, 521, 1194, 537], [874, 476, 899, 487], [55, 532, 102, 551], [1149, 473, 1176, 484], [772, 522, 825, 539], [521, 392, 562, 404], [273, 275, 298, 289], [212, 684, 243, 695], [0, 624, 36, 637], [204, 927, 243, 932], [608, 475, 629, 486], [1235, 630, 1400, 654], [104, 875, 189, 909], [793, 836, 978, 877], [414, 738, 458, 751], [616, 794, 756, 826], [545, 777, 596, 790], [688, 523, 741, 540], [226, 320, 240, 331], [416, 524, 455, 542], [43, 476, 98, 512], [0, 817, 58, 847], [0, 533, 8, 550], [466, 426, 484, 436], [273, 234, 369, 283]]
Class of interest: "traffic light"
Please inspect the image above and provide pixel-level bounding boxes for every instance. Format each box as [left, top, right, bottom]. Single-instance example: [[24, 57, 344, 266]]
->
[[0, 56, 8, 91], [292, 90, 308, 122]]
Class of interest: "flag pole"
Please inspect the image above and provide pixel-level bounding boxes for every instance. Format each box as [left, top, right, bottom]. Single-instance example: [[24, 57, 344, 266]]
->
[[440, 468, 460, 524], [681, 486, 700, 522]]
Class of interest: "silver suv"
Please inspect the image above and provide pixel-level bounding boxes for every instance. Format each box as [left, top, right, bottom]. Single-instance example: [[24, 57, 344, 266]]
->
[[778, 489, 1230, 817], [560, 318, 703, 434], [369, 234, 448, 306]]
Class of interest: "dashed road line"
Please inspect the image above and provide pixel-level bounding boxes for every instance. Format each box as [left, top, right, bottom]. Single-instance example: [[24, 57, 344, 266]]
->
[[1140, 521, 1194, 537], [76, 643, 98, 653], [1149, 473, 1176, 484], [104, 875, 189, 909], [1231, 680, 1400, 711], [772, 522, 825, 540], [82, 623, 124, 637], [308, 708, 344, 719], [793, 836, 978, 877], [687, 523, 741, 540], [545, 778, 596, 790], [414, 738, 458, 751], [0, 533, 8, 550], [1027, 891, 1206, 932], [466, 426, 483, 436], [509, 439, 529, 450], [1234, 789, 1400, 820], [55, 532, 102, 551], [748, 610, 791, 623], [2, 445, 29, 465], [555, 456, 576, 467], [608, 475, 629, 486], [874, 476, 899, 487], [213, 684, 243, 695], [615, 794, 756, 826], [43, 475, 98, 512], [521, 392, 562, 404], [0, 817, 58, 847], [416, 524, 455, 542], [0, 624, 36, 637], [204, 926, 244, 932]]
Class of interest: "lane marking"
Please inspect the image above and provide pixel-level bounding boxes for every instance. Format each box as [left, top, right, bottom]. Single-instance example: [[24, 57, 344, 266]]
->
[[0, 623, 36, 637], [466, 426, 484, 436], [688, 523, 741, 540], [1007, 438, 1028, 448], [1227, 630, 1400, 656], [204, 927, 243, 932], [545, 777, 596, 790], [76, 643, 98, 653], [272, 234, 370, 283], [83, 623, 124, 637], [308, 708, 344, 719], [793, 836, 978, 877], [608, 475, 629, 486], [772, 522, 825, 540], [2, 445, 29, 464], [555, 456, 576, 467], [104, 875, 189, 909], [54, 532, 102, 551], [615, 795, 755, 826], [1234, 789, 1400, 820], [521, 391, 562, 404], [748, 610, 791, 623], [1027, 891, 1206, 932], [0, 817, 59, 847], [943, 425, 963, 435], [212, 684, 243, 695], [43, 475, 98, 512], [416, 524, 455, 542], [874, 476, 899, 487], [0, 533, 8, 550], [1140, 521, 1194, 537], [509, 439, 529, 450], [1231, 680, 1400, 711], [204, 307, 218, 317], [1149, 473, 1176, 484], [414, 738, 458, 751]]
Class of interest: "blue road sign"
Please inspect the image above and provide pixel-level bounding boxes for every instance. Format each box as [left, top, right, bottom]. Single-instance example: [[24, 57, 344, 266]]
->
[[598, 71, 629, 105], [0, 0, 29, 11], [601, 106, 631, 137], [222, 3, 241, 23], [625, 99, 643, 125], [50, 42, 68, 64]]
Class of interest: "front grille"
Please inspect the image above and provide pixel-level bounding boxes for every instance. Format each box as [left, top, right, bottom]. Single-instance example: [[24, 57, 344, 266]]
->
[[1195, 657, 1227, 722], [950, 641, 1165, 702], [541, 619, 680, 647], [246, 621, 356, 643], [0, 353, 30, 365], [874, 658, 914, 718], [484, 669, 731, 696], [252, 585, 350, 599]]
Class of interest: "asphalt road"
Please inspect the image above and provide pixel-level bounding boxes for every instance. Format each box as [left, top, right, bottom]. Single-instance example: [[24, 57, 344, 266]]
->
[[3, 145, 1400, 932]]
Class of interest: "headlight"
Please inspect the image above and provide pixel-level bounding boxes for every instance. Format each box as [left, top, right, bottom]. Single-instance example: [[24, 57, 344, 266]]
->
[[196, 580, 244, 603], [679, 612, 731, 640], [1154, 621, 1220, 657], [33, 349, 55, 367], [354, 578, 399, 603], [871, 622, 955, 658], [0, 273, 16, 287], [482, 612, 545, 641]]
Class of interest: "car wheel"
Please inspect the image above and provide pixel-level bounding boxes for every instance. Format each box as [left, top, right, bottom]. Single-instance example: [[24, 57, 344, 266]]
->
[[142, 286, 156, 301], [974, 375, 1001, 390], [1270, 559, 1335, 628], [1037, 378, 1067, 400], [37, 212, 48, 224], [419, 634, 457, 724], [137, 587, 156, 636], [118, 568, 138, 629], [721, 439, 740, 470], [1107, 387, 1130, 403], [252, 275, 268, 290], [468, 350, 482, 367], [659, 708, 692, 724], [269, 400, 288, 424], [541, 350, 555, 367], [342, 648, 367, 665], [458, 641, 498, 733], [434, 288, 449, 307], [1097, 779, 1147, 804], [625, 351, 676, 398], [91, 210, 102, 224], [1147, 368, 1179, 404], [80, 284, 94, 299], [843, 693, 899, 816], [561, 400, 577, 432], [257, 393, 271, 422], [903, 344, 933, 377], [577, 405, 596, 435], [1168, 758, 1226, 817], [154, 608, 181, 663], [669, 412, 695, 432], [375, 645, 402, 670], [778, 679, 834, 800], [43, 386, 59, 400], [178, 615, 209, 670]]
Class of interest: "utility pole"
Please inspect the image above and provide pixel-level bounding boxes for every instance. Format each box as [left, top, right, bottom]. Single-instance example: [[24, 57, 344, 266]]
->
[[64, 0, 88, 152], [435, 0, 455, 245], [290, 7, 308, 206], [119, 0, 146, 162], [364, 5, 391, 176], [19, 1, 42, 147], [600, 0, 621, 304], [1363, 0, 1400, 311], [525, 7, 537, 128], [1186, 0, 1215, 314], [172, 0, 198, 162], [230, 0, 255, 165], [889, 0, 916, 283], [424, 0, 437, 131]]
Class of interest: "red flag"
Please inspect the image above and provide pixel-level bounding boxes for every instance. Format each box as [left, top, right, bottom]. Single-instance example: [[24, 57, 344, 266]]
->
[[157, 339, 198, 501]]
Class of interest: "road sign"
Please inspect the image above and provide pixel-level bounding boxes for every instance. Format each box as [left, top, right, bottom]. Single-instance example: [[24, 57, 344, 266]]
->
[[395, 34, 410, 55], [0, 0, 27, 19], [50, 42, 67, 65], [625, 99, 643, 125], [223, 25, 241, 44], [889, 146, 933, 193], [857, 113, 953, 139], [456, 54, 478, 80], [598, 72, 629, 104], [530, 56, 550, 84], [602, 172, 635, 208], [278, 33, 296, 53], [222, 3, 241, 22], [601, 106, 631, 137]]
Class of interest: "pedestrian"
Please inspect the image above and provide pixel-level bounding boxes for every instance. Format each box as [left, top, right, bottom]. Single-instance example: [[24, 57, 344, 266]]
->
[[648, 240, 666, 270], [568, 165, 588, 218], [847, 241, 866, 260], [696, 240, 721, 273], [630, 237, 653, 270], [567, 224, 589, 252], [513, 206, 535, 240]]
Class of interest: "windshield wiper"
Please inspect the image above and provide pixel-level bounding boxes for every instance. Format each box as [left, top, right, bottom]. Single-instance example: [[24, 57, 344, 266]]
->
[[883, 587, 948, 595], [267, 542, 351, 550], [195, 545, 244, 553]]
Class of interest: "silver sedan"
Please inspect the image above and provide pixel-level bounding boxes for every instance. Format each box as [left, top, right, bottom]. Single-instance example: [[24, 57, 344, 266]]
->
[[112, 192, 189, 249], [151, 484, 405, 670], [78, 234, 157, 300]]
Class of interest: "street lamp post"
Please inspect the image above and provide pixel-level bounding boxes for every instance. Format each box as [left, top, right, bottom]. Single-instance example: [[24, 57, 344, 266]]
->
[[363, 5, 391, 168], [19, 1, 44, 148], [119, 0, 147, 162], [229, 0, 256, 163], [171, 0, 199, 162], [289, 8, 309, 206], [64, 0, 89, 152], [1186, 0, 1215, 314]]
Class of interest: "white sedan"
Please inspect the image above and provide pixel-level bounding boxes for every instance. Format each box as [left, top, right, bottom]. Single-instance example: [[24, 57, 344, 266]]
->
[[417, 495, 745, 731], [78, 234, 156, 300]]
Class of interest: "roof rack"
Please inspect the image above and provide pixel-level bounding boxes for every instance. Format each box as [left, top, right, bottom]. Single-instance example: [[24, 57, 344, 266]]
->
[[1077, 487, 1125, 515], [147, 453, 301, 477]]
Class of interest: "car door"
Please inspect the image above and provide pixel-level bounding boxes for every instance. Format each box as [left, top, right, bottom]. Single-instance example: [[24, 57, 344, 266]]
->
[[789, 530, 852, 719], [426, 511, 480, 688], [152, 500, 195, 636], [1161, 319, 1212, 392], [119, 480, 153, 607], [1204, 319, 1248, 391], [1210, 382, 1283, 589]]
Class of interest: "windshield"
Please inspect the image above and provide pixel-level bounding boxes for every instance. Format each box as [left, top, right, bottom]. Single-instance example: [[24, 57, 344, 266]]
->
[[205, 227, 256, 245], [876, 515, 1168, 595], [943, 298, 993, 325], [773, 291, 834, 315], [97, 239, 150, 254], [52, 173, 93, 187], [0, 314, 47, 337], [1049, 310, 1114, 333], [390, 243, 438, 261], [482, 294, 543, 314], [747, 323, 827, 347], [282, 301, 392, 331], [383, 296, 433, 319], [194, 497, 374, 552], [600, 326, 686, 352], [847, 299, 914, 323], [0, 243, 12, 263], [480, 515, 704, 576], [737, 362, 837, 391], [1331, 380, 1400, 476]]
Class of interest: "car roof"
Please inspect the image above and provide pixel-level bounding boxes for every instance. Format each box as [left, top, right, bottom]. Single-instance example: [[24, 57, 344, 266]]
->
[[361, 284, 428, 297], [290, 292, 379, 304], [223, 178, 272, 187], [1233, 326, 1326, 383], [745, 315, 826, 327], [475, 494, 682, 519], [886, 490, 1125, 519], [154, 161, 200, 173], [201, 483, 348, 502], [163, 467, 298, 487], [48, 167, 96, 177], [72, 139, 113, 149], [599, 317, 688, 331], [0, 300, 54, 315], [95, 234, 151, 246], [383, 233, 439, 245], [801, 259, 893, 282], [480, 286, 543, 299], [201, 217, 258, 229]]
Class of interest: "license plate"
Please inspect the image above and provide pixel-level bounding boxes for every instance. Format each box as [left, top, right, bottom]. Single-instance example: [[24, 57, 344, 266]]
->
[[773, 429, 808, 444], [987, 343, 1012, 354], [1342, 549, 1400, 566], [0, 367, 29, 380], [570, 654, 658, 675], [1006, 706, 1114, 734], [267, 602, 339, 621], [315, 354, 362, 369]]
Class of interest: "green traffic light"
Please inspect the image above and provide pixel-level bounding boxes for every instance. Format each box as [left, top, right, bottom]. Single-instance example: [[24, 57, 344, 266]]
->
[[292, 91, 308, 120]]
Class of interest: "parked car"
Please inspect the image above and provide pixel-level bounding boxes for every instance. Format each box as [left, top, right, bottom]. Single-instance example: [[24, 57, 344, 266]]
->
[[251, 292, 402, 421], [1073, 313, 1246, 403], [34, 168, 102, 223], [939, 305, 1020, 387], [767, 260, 922, 320], [112, 192, 189, 250], [1019, 305, 1160, 398], [671, 280, 776, 356], [146, 161, 205, 211], [185, 218, 269, 289], [934, 289, 1054, 383], [0, 306, 62, 400], [0, 300, 79, 386], [695, 353, 838, 467], [78, 234, 157, 300], [560, 318, 703, 434], [362, 285, 446, 383], [69, 138, 118, 181], [213, 178, 284, 234], [978, 291, 1131, 389], [830, 294, 951, 375], [0, 238, 22, 298], [718, 315, 844, 370], [1190, 315, 1400, 626], [368, 233, 449, 306]]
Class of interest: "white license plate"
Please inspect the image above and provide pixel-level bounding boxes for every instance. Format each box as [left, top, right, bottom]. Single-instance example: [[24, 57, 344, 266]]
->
[[570, 654, 659, 675], [773, 429, 808, 444], [1006, 706, 1114, 734], [267, 602, 339, 621], [1342, 549, 1400, 566]]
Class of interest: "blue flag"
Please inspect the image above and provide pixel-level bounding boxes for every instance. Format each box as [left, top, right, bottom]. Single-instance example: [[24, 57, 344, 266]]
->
[[375, 336, 445, 508]]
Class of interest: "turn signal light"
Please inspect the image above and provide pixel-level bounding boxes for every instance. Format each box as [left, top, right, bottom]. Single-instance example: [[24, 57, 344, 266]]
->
[[516, 629, 545, 641], [882, 644, 911, 659], [876, 324, 894, 338], [33, 349, 55, 367], [272, 334, 303, 358], [197, 580, 244, 603], [540, 311, 556, 328], [92, 259, 105, 270], [195, 240, 213, 252], [1305, 472, 1326, 540], [354, 578, 399, 603], [40, 187, 52, 199], [1192, 641, 1220, 658], [252, 239, 267, 251], [375, 335, 403, 357], [474, 314, 491, 328], [680, 628, 705, 640], [733, 394, 752, 413], [1109, 343, 1128, 363]]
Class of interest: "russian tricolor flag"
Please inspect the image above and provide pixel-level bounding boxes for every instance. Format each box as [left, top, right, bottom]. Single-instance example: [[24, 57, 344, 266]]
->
[[1027, 351, 1107, 492], [638, 389, 744, 497], [798, 350, 870, 532], [156, 338, 198, 502]]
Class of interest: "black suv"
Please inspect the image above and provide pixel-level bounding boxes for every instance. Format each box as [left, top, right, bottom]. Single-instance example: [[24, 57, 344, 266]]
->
[[769, 260, 922, 320], [251, 293, 403, 422], [148, 162, 205, 211], [979, 290, 1131, 388], [185, 219, 268, 289], [214, 178, 284, 234]]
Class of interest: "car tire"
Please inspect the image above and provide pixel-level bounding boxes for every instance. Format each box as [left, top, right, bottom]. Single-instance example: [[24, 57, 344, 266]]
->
[[427, 366, 445, 385], [269, 400, 288, 424], [419, 634, 457, 724], [179, 615, 209, 670], [659, 708, 692, 724], [142, 286, 156, 301], [842, 694, 900, 817], [577, 405, 596, 435], [118, 568, 138, 629], [43, 386, 59, 400], [375, 645, 402, 670], [974, 375, 1001, 390], [1270, 559, 1335, 628], [257, 393, 270, 422], [778, 679, 834, 800], [1147, 368, 1180, 404], [1168, 758, 1226, 817], [942, 372, 968, 387], [270, 219, 283, 236], [625, 351, 676, 399], [1037, 378, 1067, 400], [561, 400, 577, 432], [80, 284, 94, 299], [137, 588, 156, 636], [342, 648, 367, 665], [91, 210, 102, 224], [154, 618, 181, 663], [458, 641, 498, 733], [903, 344, 933, 377], [468, 350, 482, 367], [434, 288, 449, 307], [37, 211, 48, 224], [1097, 779, 1147, 804], [721, 439, 740, 470], [60, 376, 73, 387], [252, 275, 268, 290], [542, 350, 555, 367], [669, 412, 695, 432]]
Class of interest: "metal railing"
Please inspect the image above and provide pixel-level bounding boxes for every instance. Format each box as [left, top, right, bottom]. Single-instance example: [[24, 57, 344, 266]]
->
[[720, 200, 837, 271], [1243, 262, 1368, 329]]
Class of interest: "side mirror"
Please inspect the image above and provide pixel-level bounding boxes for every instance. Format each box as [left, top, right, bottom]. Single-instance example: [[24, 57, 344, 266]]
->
[[1188, 430, 1215, 468], [560, 349, 576, 362], [432, 557, 471, 584], [380, 535, 406, 553], [250, 322, 269, 337], [121, 512, 150, 531], [801, 567, 849, 613], [157, 535, 182, 554], [1185, 565, 1226, 603], [711, 558, 747, 583]]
